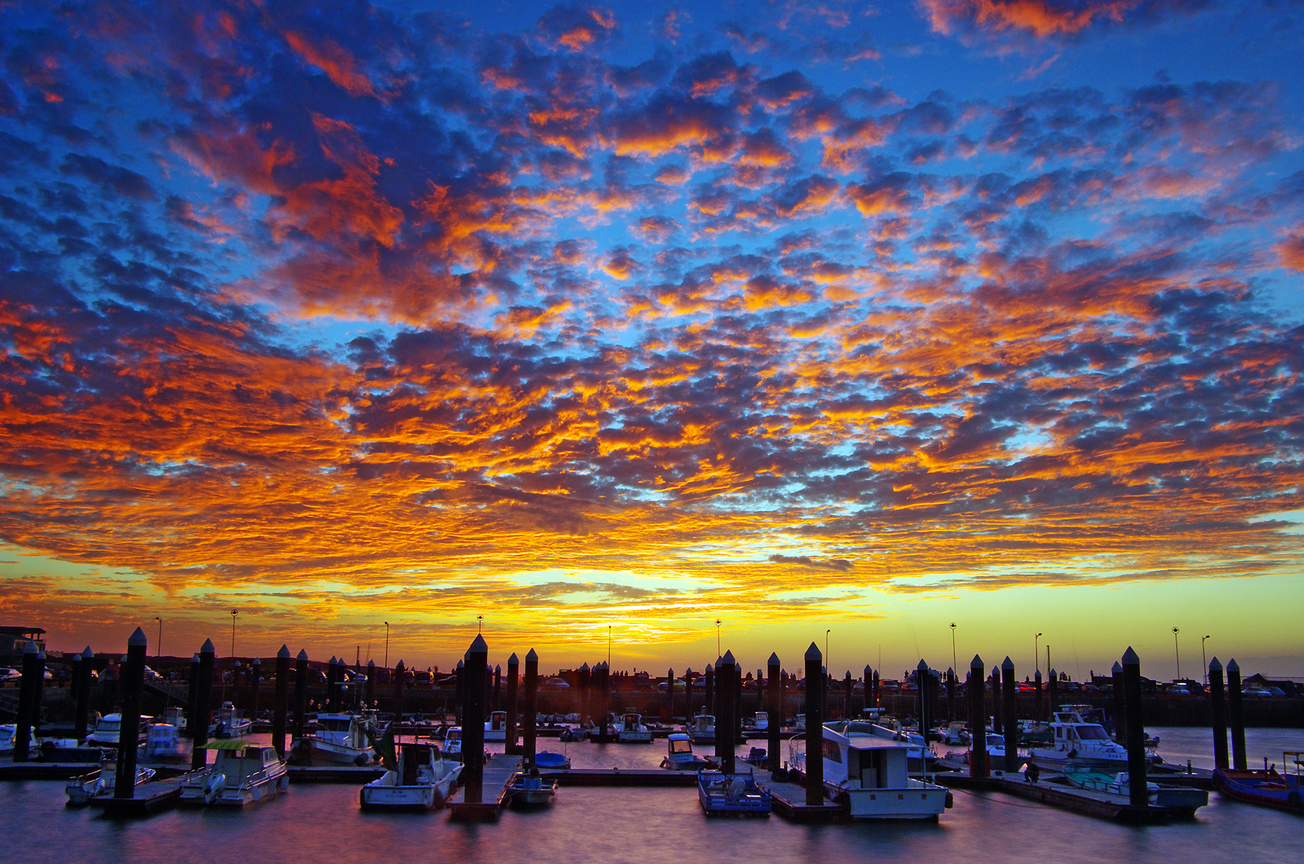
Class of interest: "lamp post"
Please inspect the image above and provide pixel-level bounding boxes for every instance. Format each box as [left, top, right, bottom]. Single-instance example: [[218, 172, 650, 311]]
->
[[155, 616, 162, 665], [230, 610, 238, 667], [825, 629, 831, 678], [1035, 633, 1043, 677], [607, 625, 612, 666], [950, 623, 957, 674], [715, 620, 721, 656], [1201, 635, 1210, 686], [384, 622, 389, 671], [477, 615, 483, 634], [1172, 627, 1181, 681]]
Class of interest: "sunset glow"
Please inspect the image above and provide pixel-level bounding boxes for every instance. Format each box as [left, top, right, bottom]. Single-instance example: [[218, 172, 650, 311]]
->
[[1, 1, 1301, 679]]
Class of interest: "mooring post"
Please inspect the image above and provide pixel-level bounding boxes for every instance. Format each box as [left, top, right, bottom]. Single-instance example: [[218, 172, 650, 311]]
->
[[1112, 661, 1126, 745], [250, 657, 262, 718], [703, 662, 714, 726], [493, 664, 502, 712], [665, 668, 674, 723], [186, 652, 200, 739], [1227, 658, 1246, 770], [273, 646, 290, 758], [76, 646, 94, 741], [1209, 657, 1228, 770], [192, 639, 215, 770], [505, 653, 520, 754], [970, 655, 987, 778], [114, 627, 148, 799], [328, 657, 339, 711], [872, 668, 880, 708], [1034, 669, 1043, 721], [462, 635, 487, 803], [1122, 647, 1147, 806], [366, 659, 376, 708], [523, 649, 539, 767], [804, 642, 824, 805], [917, 660, 931, 747], [13, 641, 39, 762], [293, 649, 308, 741], [768, 653, 782, 778], [1048, 668, 1059, 715], [947, 668, 957, 723], [1002, 657, 1018, 773], [454, 659, 464, 723], [394, 660, 407, 721], [719, 651, 737, 774], [990, 669, 1002, 739]]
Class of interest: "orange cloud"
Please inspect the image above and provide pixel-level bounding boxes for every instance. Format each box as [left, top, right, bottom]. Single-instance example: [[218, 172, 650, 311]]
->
[[284, 30, 377, 97]]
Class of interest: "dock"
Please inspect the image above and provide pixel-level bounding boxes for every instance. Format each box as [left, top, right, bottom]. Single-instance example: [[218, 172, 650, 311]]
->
[[447, 756, 521, 822], [543, 767, 697, 787], [98, 775, 186, 818], [936, 770, 1202, 824], [760, 770, 846, 822]]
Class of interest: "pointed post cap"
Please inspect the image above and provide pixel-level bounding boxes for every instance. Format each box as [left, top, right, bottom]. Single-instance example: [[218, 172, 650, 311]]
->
[[297, 649, 309, 660], [1209, 657, 1222, 672], [769, 652, 780, 666], [1050, 668, 1056, 677], [948, 667, 955, 676], [805, 641, 822, 661], [526, 649, 538, 662], [83, 646, 94, 658], [455, 660, 464, 669], [918, 658, 929, 672], [705, 664, 713, 672], [494, 665, 501, 673], [192, 653, 201, 663], [1226, 658, 1239, 673], [395, 660, 405, 671], [970, 654, 984, 669], [508, 653, 518, 664], [579, 662, 589, 671], [1121, 647, 1139, 666], [667, 667, 674, 676], [201, 639, 215, 655], [278, 645, 291, 659], [1001, 656, 1014, 671], [721, 650, 735, 667], [23, 640, 39, 654], [252, 657, 261, 666], [1112, 661, 1122, 673], [469, 634, 487, 654], [128, 627, 147, 647], [329, 656, 337, 665], [368, 659, 375, 668], [72, 652, 82, 663], [1034, 669, 1041, 681]]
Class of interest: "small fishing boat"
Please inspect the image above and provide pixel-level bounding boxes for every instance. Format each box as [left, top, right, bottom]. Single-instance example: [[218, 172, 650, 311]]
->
[[65, 758, 156, 806], [441, 726, 491, 764], [360, 742, 462, 810], [534, 750, 571, 770], [211, 702, 252, 739], [292, 710, 376, 765], [614, 712, 653, 743], [509, 768, 558, 806], [697, 769, 772, 816], [142, 722, 188, 761], [686, 714, 716, 745], [1063, 764, 1208, 816], [86, 713, 151, 747], [1215, 751, 1304, 813], [661, 732, 717, 770], [1028, 705, 1141, 771], [179, 740, 288, 806], [742, 746, 768, 767], [483, 710, 508, 742]]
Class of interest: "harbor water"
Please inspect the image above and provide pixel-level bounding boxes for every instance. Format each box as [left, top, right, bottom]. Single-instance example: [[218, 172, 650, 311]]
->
[[3, 727, 1299, 864]]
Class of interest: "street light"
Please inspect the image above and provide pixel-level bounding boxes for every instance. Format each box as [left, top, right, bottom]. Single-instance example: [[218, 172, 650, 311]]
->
[[384, 622, 389, 671], [155, 616, 162, 665], [825, 629, 830, 672], [1172, 627, 1181, 681], [1201, 635, 1211, 686], [477, 614, 483, 634], [715, 620, 721, 656], [230, 610, 238, 667], [950, 623, 957, 674], [608, 625, 612, 666], [1035, 632, 1043, 677]]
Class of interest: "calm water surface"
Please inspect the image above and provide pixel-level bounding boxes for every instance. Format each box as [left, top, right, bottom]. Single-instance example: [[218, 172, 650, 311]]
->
[[5, 727, 1301, 864]]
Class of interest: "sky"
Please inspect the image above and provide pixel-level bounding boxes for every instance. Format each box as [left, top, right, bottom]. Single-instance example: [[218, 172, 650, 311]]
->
[[1, 0, 1302, 682]]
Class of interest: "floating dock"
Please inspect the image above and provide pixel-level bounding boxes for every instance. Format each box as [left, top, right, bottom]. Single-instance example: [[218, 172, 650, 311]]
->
[[98, 775, 186, 818], [447, 756, 521, 822], [936, 770, 1206, 823]]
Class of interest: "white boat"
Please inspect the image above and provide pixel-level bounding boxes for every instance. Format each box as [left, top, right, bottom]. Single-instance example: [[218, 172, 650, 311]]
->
[[360, 742, 462, 810], [484, 710, 508, 742], [1028, 705, 1137, 770], [614, 712, 653, 743], [509, 768, 558, 806], [945, 731, 1008, 765], [791, 720, 951, 820], [441, 726, 491, 764], [686, 714, 716, 744], [86, 713, 151, 747], [937, 721, 969, 746], [65, 758, 156, 806], [142, 722, 188, 761], [752, 711, 769, 732], [0, 723, 16, 756], [660, 732, 717, 770], [293, 710, 376, 765], [211, 701, 252, 739], [698, 768, 771, 815], [179, 740, 288, 806]]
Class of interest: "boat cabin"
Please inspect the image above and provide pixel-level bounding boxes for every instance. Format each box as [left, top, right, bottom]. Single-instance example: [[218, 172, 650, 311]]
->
[[487, 711, 506, 732], [668, 734, 693, 756], [822, 721, 911, 790], [214, 743, 282, 780]]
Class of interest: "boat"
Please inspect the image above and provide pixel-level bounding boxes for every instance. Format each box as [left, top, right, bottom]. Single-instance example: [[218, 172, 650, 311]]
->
[[211, 701, 252, 739], [0, 724, 15, 756], [534, 750, 571, 770], [292, 710, 377, 765], [142, 722, 188, 761], [86, 713, 151, 747], [483, 710, 508, 742], [936, 721, 970, 746], [614, 712, 653, 743], [1214, 751, 1304, 813], [1028, 705, 1139, 770], [686, 714, 716, 745], [1063, 763, 1208, 816], [697, 768, 772, 815], [441, 726, 491, 764], [178, 740, 288, 806], [742, 746, 768, 767], [65, 758, 156, 806], [360, 741, 462, 810], [791, 720, 951, 820], [944, 731, 1009, 766], [752, 711, 769, 732], [661, 732, 718, 770], [509, 768, 558, 806]]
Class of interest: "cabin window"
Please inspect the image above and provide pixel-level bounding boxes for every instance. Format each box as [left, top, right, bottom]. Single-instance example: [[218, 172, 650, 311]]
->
[[822, 740, 843, 763], [671, 739, 691, 754], [1077, 726, 1109, 740]]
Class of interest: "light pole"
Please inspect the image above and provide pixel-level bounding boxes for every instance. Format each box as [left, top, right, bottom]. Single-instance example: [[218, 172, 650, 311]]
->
[[477, 615, 483, 634], [715, 620, 721, 656], [825, 629, 830, 673], [155, 616, 162, 665], [607, 625, 612, 666], [1035, 632, 1043, 677], [384, 622, 389, 671], [230, 610, 238, 667], [1172, 627, 1181, 681], [950, 623, 957, 674], [1201, 635, 1210, 686]]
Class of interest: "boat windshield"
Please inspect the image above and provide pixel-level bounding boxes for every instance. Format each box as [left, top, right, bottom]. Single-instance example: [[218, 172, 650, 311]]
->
[[844, 721, 877, 735], [670, 738, 692, 754], [1075, 725, 1110, 740], [320, 718, 351, 732]]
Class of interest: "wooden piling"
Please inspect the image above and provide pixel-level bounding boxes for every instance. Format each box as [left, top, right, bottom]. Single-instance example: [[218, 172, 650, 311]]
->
[[462, 635, 488, 803], [769, 654, 782, 778], [192, 639, 215, 770], [804, 642, 824, 805], [273, 645, 290, 759], [1049, 668, 1059, 715], [1034, 669, 1043, 721], [990, 669, 1002, 737], [523, 649, 538, 766], [75, 646, 93, 741], [186, 653, 200, 739], [393, 659, 406, 720], [1002, 657, 1018, 773], [969, 655, 987, 778], [293, 649, 308, 741], [917, 660, 931, 742], [703, 662, 714, 725], [505, 653, 519, 754], [947, 667, 956, 722], [719, 651, 736, 774], [366, 659, 375, 708], [1121, 647, 1147, 806], [664, 667, 674, 723], [114, 627, 148, 799], [1208, 657, 1228, 770], [1227, 658, 1246, 771], [250, 657, 261, 718], [13, 641, 39, 761], [1112, 661, 1126, 745]]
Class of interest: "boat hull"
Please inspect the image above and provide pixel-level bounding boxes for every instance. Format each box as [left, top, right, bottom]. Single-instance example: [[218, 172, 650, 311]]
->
[[295, 737, 374, 766], [841, 784, 949, 820], [698, 770, 772, 816], [1215, 768, 1304, 813]]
